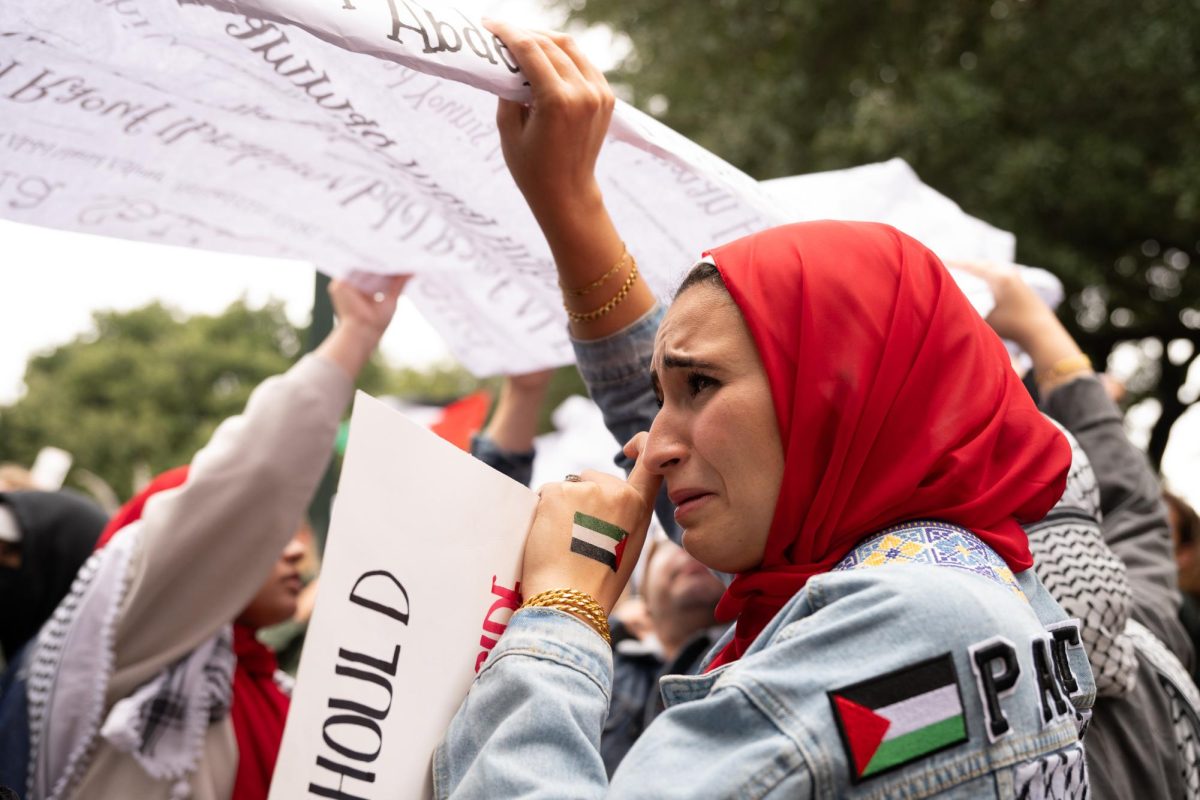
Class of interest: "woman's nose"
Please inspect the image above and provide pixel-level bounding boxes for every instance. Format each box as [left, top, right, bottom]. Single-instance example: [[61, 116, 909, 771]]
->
[[643, 412, 687, 475]]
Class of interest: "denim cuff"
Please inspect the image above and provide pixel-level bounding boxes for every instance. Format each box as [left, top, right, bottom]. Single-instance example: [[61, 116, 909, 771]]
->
[[570, 305, 664, 388], [481, 607, 613, 698], [469, 433, 535, 488]]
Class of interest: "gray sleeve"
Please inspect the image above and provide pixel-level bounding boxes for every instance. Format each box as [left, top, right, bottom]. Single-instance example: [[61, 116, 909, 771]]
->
[[1041, 374, 1192, 665]]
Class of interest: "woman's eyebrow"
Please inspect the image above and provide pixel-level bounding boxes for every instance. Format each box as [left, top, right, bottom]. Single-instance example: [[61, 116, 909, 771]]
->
[[662, 354, 720, 371]]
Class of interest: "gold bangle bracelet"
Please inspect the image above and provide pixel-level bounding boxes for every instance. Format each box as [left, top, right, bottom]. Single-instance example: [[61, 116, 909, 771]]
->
[[1038, 354, 1093, 384], [521, 588, 612, 645], [565, 257, 639, 324], [560, 246, 628, 297]]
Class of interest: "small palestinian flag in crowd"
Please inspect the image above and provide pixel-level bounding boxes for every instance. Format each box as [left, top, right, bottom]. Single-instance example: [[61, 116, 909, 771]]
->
[[829, 654, 967, 781], [570, 512, 629, 572], [337, 391, 492, 455]]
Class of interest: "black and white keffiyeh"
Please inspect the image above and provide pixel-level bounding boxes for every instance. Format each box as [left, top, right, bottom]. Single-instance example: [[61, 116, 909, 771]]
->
[[1125, 619, 1200, 796], [1025, 424, 1138, 697], [26, 523, 235, 800]]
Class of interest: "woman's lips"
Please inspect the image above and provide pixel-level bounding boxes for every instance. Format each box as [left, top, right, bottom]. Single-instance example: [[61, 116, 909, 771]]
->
[[673, 492, 714, 524]]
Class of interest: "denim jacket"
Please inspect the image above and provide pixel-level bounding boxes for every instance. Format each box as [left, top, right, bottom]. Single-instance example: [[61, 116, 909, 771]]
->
[[435, 520, 1095, 798]]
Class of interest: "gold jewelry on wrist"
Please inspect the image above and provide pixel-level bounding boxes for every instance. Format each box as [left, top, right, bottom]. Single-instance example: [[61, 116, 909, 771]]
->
[[521, 588, 612, 645], [1038, 354, 1093, 385], [565, 256, 639, 324], [561, 246, 628, 297]]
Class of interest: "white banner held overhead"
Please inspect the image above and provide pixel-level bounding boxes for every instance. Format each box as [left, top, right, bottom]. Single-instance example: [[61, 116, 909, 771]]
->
[[0, 0, 778, 375], [762, 158, 1063, 317], [1, 0, 1046, 375], [194, 0, 534, 101], [270, 391, 536, 800]]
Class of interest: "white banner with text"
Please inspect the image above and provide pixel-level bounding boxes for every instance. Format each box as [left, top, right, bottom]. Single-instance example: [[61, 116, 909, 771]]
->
[[0, 0, 1035, 375]]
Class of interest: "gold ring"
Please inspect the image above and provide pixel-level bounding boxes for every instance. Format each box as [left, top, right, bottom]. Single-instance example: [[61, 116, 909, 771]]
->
[[564, 474, 583, 482]]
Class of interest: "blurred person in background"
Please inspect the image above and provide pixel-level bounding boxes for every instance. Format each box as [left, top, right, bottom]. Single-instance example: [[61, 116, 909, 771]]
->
[[0, 464, 37, 491], [0, 488, 109, 791], [957, 258, 1200, 800], [1165, 489, 1200, 684], [0, 489, 108, 666], [602, 536, 725, 776], [256, 521, 322, 676], [5, 276, 404, 800]]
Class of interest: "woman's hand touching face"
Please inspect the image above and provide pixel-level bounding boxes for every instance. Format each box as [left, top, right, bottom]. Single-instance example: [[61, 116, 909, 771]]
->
[[521, 456, 661, 614]]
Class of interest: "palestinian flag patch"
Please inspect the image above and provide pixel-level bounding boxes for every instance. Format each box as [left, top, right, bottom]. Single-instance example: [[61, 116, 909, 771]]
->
[[828, 653, 968, 782], [570, 512, 629, 572]]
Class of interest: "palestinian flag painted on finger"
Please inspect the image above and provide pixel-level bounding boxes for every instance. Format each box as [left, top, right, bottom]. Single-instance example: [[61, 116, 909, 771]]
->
[[570, 512, 629, 572], [828, 653, 968, 782]]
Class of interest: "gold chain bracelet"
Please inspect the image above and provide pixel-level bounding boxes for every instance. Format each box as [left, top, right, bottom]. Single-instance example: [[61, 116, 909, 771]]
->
[[521, 588, 612, 645], [565, 257, 639, 324], [560, 246, 628, 297]]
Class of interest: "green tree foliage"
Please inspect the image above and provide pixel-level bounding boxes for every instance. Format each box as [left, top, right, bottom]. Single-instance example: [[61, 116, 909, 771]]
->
[[0, 299, 589, 503], [0, 300, 387, 499], [568, 0, 1199, 466]]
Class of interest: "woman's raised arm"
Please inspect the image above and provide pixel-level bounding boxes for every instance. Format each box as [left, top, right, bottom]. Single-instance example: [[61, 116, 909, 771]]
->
[[486, 20, 656, 341]]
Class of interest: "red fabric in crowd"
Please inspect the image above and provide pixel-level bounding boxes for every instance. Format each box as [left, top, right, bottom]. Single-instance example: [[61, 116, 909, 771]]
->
[[93, 465, 191, 550], [703, 221, 1070, 669], [430, 389, 493, 451], [97, 467, 290, 800], [231, 624, 290, 800]]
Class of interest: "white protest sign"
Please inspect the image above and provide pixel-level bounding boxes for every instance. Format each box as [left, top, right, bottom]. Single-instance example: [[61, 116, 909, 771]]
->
[[271, 391, 536, 800]]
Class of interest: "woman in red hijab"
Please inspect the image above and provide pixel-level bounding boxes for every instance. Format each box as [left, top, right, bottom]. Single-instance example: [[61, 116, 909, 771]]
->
[[435, 23, 1095, 798], [21, 277, 405, 800]]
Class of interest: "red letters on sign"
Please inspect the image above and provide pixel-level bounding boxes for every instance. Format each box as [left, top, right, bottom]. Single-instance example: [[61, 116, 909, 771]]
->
[[475, 576, 521, 672]]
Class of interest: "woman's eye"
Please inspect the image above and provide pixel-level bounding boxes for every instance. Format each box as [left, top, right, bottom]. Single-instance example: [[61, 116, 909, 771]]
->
[[686, 372, 719, 397]]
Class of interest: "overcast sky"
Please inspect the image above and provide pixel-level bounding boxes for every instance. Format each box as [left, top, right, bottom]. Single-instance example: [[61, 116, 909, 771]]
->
[[1, 218, 452, 404]]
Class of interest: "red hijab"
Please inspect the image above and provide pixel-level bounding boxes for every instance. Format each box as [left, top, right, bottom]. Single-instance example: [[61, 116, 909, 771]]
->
[[97, 466, 290, 800], [703, 221, 1070, 668]]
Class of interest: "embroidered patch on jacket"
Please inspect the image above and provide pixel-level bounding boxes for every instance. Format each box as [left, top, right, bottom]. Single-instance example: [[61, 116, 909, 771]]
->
[[569, 512, 629, 572], [834, 521, 1027, 602], [828, 653, 969, 782]]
